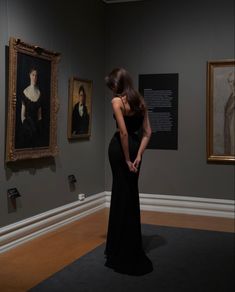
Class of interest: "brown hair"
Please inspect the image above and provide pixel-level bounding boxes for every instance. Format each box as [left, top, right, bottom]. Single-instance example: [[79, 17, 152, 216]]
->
[[105, 68, 145, 115]]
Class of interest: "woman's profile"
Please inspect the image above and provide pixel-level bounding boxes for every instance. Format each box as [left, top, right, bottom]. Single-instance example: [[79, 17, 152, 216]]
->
[[20, 67, 42, 148], [104, 67, 153, 275], [224, 71, 235, 155]]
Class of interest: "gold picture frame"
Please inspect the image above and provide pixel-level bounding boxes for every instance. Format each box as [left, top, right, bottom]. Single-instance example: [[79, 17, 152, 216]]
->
[[207, 59, 235, 163], [67, 77, 92, 139], [5, 37, 60, 162]]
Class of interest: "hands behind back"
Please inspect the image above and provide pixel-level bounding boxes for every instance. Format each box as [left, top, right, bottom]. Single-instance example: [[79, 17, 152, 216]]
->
[[126, 154, 141, 173]]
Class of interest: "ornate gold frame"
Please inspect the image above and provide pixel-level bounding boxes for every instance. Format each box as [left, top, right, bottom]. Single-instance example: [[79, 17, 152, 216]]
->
[[67, 77, 92, 139], [6, 37, 60, 162], [207, 59, 235, 163]]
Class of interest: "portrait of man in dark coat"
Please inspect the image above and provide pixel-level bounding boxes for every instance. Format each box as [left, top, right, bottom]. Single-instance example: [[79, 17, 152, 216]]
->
[[72, 85, 90, 135]]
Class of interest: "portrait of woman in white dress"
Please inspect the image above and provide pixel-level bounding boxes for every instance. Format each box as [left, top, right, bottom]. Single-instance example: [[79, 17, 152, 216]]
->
[[20, 67, 43, 148], [6, 37, 60, 162], [14, 54, 51, 149]]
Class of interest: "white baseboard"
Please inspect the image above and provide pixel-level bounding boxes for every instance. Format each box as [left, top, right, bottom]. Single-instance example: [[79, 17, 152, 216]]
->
[[105, 192, 235, 218], [0, 191, 234, 253], [0, 192, 106, 253]]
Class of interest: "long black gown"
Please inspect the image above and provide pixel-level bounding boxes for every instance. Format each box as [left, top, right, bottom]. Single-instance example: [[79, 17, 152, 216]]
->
[[104, 112, 153, 276], [16, 95, 42, 149]]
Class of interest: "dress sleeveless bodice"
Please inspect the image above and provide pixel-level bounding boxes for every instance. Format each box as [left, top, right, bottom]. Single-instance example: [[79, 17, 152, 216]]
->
[[22, 95, 41, 123], [113, 113, 144, 133]]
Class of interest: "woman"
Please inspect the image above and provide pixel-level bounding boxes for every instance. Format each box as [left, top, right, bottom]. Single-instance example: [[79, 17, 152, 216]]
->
[[72, 85, 89, 135], [224, 72, 235, 155], [20, 67, 42, 148], [104, 68, 153, 275]]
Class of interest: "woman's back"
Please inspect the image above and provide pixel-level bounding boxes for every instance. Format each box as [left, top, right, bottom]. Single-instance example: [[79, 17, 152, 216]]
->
[[114, 96, 144, 133]]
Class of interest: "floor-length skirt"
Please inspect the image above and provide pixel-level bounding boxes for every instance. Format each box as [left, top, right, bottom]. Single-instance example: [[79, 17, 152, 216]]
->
[[104, 132, 153, 275]]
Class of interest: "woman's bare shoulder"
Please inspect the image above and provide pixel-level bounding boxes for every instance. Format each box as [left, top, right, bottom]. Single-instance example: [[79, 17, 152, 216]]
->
[[111, 97, 122, 104]]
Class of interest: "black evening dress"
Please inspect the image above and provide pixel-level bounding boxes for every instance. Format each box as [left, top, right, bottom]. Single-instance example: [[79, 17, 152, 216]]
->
[[104, 111, 153, 276], [19, 95, 42, 148]]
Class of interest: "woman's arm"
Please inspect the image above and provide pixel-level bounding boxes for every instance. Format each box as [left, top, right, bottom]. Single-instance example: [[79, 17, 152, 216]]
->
[[111, 98, 137, 172], [133, 106, 152, 169], [21, 103, 26, 123]]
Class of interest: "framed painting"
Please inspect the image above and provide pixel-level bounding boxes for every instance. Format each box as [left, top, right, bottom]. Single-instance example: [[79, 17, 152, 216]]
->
[[5, 37, 60, 162], [67, 77, 92, 139], [207, 59, 235, 163]]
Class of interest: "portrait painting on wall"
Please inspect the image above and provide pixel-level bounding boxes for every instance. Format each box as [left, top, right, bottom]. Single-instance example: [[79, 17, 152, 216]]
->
[[68, 77, 92, 139], [207, 59, 235, 163], [5, 37, 60, 162]]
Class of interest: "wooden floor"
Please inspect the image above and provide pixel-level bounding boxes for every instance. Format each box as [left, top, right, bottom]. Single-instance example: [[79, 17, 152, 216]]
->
[[0, 208, 234, 292]]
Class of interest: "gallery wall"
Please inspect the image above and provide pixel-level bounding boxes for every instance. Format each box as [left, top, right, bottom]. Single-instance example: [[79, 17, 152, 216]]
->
[[104, 0, 235, 199], [0, 0, 105, 227], [0, 0, 234, 229]]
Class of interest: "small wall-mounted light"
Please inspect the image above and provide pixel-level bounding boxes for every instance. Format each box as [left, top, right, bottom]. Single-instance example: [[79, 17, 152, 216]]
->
[[7, 188, 21, 199], [68, 174, 77, 184]]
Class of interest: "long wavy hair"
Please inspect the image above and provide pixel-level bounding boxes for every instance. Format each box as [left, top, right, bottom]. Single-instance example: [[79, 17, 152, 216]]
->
[[105, 68, 145, 115]]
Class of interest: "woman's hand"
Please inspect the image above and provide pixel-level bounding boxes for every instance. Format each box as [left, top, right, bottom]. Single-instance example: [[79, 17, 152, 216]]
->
[[133, 154, 142, 170], [126, 160, 138, 173]]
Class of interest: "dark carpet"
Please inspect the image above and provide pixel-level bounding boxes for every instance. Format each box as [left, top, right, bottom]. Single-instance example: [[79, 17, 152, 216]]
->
[[30, 224, 234, 292]]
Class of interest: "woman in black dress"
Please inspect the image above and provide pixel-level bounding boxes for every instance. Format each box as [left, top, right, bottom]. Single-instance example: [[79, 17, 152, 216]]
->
[[104, 68, 153, 275], [20, 67, 42, 148]]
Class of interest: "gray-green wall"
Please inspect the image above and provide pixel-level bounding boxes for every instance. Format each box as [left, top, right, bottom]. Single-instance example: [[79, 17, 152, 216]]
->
[[0, 0, 105, 227], [105, 0, 235, 199], [0, 0, 234, 229]]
